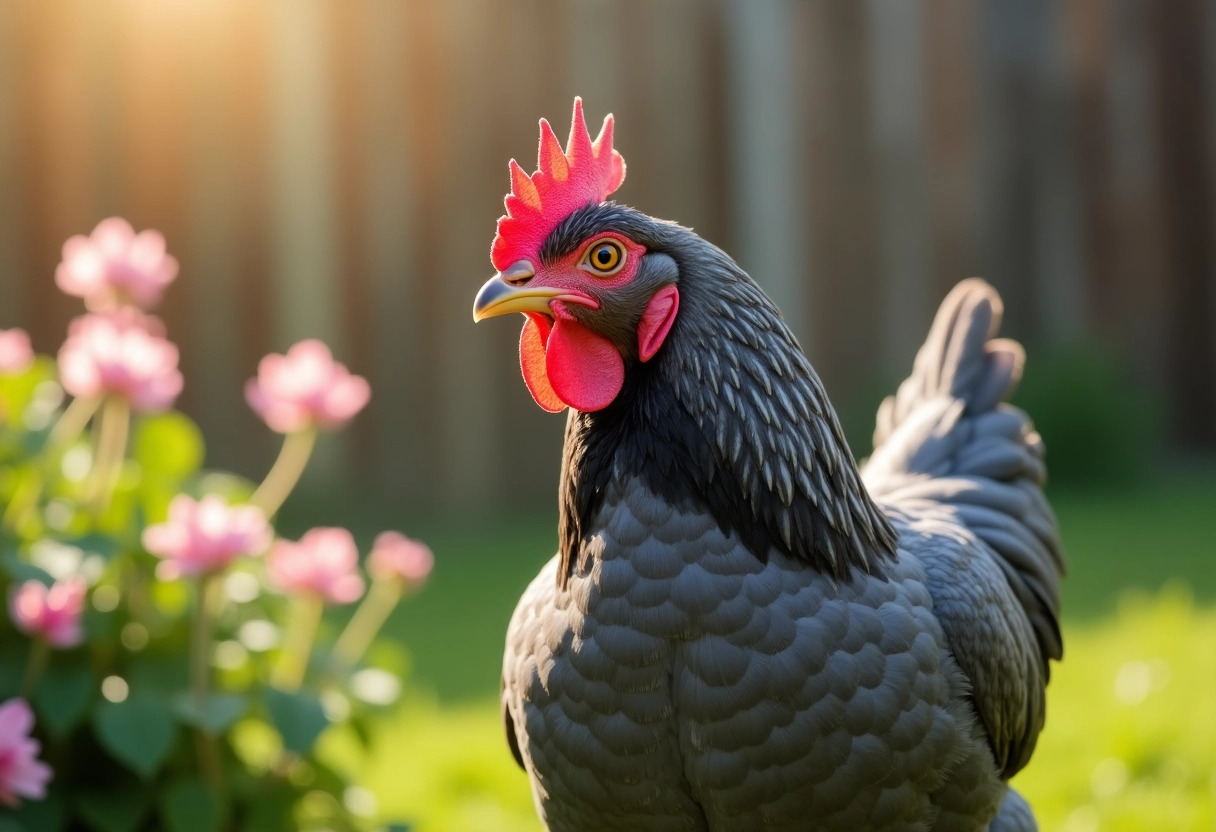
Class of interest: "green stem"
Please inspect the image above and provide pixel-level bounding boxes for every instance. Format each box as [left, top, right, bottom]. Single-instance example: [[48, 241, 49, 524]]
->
[[50, 394, 103, 448], [3, 395, 101, 531], [85, 395, 130, 514], [190, 576, 217, 709], [125, 559, 151, 623], [272, 595, 323, 692], [2, 472, 44, 534], [190, 576, 224, 793], [20, 640, 50, 697], [194, 733, 223, 798], [330, 577, 403, 676], [249, 429, 317, 517]]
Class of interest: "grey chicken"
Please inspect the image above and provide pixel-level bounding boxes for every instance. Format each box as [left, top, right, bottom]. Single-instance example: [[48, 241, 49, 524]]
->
[[473, 99, 1064, 832]]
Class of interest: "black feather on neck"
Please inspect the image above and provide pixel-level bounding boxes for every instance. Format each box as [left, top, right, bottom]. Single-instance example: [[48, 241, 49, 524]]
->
[[556, 213, 896, 588]]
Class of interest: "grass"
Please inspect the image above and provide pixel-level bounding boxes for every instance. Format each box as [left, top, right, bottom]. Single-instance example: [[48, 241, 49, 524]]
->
[[322, 698, 539, 832], [1011, 589, 1216, 831], [310, 470, 1216, 831]]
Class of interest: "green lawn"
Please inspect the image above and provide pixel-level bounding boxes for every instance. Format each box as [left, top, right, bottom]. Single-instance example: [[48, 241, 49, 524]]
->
[[1012, 590, 1216, 831], [315, 471, 1216, 831]]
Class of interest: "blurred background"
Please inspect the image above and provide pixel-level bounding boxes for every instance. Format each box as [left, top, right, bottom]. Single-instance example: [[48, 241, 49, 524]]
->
[[1, 1, 1214, 830]]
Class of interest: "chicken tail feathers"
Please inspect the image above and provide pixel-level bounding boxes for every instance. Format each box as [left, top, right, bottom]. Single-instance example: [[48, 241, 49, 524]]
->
[[862, 279, 1066, 667], [875, 278, 1024, 440]]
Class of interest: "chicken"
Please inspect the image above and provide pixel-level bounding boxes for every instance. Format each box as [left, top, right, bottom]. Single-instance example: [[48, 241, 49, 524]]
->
[[473, 99, 1064, 832]]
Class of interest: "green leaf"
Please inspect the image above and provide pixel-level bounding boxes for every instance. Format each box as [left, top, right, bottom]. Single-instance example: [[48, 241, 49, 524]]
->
[[0, 788, 68, 831], [67, 533, 121, 560], [75, 787, 152, 832], [33, 663, 94, 738], [133, 412, 204, 481], [83, 602, 121, 642], [175, 693, 248, 735], [17, 427, 50, 456], [266, 688, 329, 755], [93, 696, 179, 780], [124, 654, 189, 695], [0, 642, 30, 700], [236, 781, 297, 832], [159, 779, 223, 832], [0, 552, 53, 584]]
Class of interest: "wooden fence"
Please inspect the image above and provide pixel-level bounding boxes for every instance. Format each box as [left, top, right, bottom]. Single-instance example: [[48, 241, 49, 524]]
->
[[0, 0, 1213, 513]]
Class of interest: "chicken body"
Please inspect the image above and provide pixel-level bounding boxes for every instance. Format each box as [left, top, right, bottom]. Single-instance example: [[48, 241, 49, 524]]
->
[[506, 490, 1001, 831], [500, 235, 1063, 830]]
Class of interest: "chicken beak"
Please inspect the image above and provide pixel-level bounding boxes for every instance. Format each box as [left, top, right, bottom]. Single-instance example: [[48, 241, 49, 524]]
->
[[473, 261, 600, 321], [472, 275, 561, 322]]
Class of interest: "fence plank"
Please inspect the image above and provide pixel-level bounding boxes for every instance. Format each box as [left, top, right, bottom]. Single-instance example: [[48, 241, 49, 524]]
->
[[266, 0, 347, 482], [355, 0, 428, 501], [1030, 2, 1089, 342], [867, 0, 933, 370], [925, 0, 980, 298], [177, 0, 268, 471], [722, 0, 810, 346], [11, 1, 109, 345], [267, 0, 341, 351], [1065, 0, 1118, 335], [1103, 0, 1167, 388], [1151, 0, 1216, 444], [802, 0, 883, 406], [430, 0, 505, 507], [329, 1, 384, 489], [0, 4, 30, 326]]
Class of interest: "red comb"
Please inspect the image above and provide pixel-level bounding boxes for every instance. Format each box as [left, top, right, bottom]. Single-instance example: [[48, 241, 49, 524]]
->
[[490, 98, 626, 271]]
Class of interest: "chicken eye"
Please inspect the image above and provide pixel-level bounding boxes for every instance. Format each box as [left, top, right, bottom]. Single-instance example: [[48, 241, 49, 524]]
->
[[584, 240, 624, 275]]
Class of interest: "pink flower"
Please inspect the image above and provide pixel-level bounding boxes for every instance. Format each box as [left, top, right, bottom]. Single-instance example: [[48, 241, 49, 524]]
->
[[143, 495, 272, 578], [245, 340, 370, 434], [268, 528, 365, 604], [0, 699, 52, 807], [57, 312, 183, 411], [55, 217, 179, 311], [8, 578, 86, 649], [368, 532, 434, 586], [0, 329, 34, 375]]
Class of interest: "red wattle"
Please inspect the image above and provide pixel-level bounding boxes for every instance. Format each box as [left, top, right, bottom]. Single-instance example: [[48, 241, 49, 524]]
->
[[545, 314, 624, 412], [520, 313, 565, 412], [518, 308, 625, 413]]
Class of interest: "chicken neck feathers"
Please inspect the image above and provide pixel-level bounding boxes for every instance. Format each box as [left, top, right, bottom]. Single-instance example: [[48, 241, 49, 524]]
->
[[557, 206, 895, 589]]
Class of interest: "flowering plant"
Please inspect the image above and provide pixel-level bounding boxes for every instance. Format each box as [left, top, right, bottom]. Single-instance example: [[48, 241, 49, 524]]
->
[[0, 219, 431, 831]]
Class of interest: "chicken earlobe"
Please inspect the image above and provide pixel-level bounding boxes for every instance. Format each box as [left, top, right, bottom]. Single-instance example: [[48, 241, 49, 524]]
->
[[637, 285, 680, 362]]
